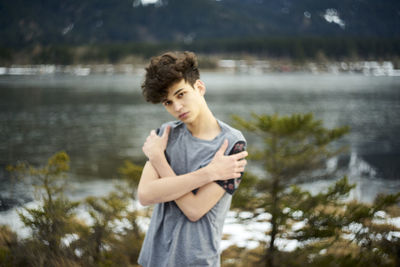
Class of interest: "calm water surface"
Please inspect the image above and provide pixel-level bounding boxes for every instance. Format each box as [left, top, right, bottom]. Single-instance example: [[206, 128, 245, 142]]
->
[[1, 72, 400, 213]]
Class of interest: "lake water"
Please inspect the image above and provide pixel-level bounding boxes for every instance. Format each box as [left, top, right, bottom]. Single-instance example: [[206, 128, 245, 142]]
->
[[1, 72, 400, 215]]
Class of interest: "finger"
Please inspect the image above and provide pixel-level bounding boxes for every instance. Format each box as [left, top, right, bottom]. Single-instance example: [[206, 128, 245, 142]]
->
[[233, 151, 248, 160], [234, 159, 246, 168], [238, 159, 247, 167], [217, 139, 229, 155], [150, 130, 156, 136], [233, 172, 242, 178], [162, 125, 171, 139], [236, 167, 245, 173]]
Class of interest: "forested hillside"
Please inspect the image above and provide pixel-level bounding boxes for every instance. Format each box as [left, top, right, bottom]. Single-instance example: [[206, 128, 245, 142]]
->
[[1, 0, 399, 47]]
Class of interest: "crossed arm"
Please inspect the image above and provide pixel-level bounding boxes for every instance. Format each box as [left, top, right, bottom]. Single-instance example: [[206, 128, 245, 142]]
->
[[137, 126, 247, 222]]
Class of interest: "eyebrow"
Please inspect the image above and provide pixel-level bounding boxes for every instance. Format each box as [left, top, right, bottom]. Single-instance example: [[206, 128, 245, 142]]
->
[[162, 88, 184, 103], [173, 88, 184, 96]]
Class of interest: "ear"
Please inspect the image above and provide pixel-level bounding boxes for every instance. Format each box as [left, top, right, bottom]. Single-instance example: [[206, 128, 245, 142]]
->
[[194, 79, 206, 96]]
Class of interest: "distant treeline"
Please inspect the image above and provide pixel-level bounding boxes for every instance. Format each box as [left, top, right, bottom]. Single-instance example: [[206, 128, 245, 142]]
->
[[1, 37, 400, 65]]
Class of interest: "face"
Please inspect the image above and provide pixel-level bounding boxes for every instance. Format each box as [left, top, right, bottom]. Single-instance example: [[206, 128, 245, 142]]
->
[[162, 79, 206, 124]]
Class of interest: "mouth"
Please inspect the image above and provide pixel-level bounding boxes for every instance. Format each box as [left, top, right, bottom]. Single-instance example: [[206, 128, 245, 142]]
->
[[178, 112, 189, 120]]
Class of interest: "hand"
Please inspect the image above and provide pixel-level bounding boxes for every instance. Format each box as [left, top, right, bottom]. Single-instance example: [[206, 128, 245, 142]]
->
[[206, 139, 248, 181], [142, 126, 171, 161]]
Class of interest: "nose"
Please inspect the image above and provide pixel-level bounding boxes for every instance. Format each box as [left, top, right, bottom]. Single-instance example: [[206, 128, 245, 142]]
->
[[173, 101, 183, 112]]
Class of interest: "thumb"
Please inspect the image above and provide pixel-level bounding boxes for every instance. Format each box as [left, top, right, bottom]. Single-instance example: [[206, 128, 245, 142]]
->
[[217, 139, 229, 155], [162, 125, 171, 139]]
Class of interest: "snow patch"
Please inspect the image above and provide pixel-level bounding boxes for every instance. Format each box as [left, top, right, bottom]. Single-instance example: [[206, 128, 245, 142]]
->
[[323, 9, 345, 29], [62, 23, 74, 35]]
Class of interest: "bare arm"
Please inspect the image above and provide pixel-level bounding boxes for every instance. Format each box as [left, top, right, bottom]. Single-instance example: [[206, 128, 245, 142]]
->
[[137, 160, 217, 206], [138, 127, 247, 219], [149, 154, 227, 222]]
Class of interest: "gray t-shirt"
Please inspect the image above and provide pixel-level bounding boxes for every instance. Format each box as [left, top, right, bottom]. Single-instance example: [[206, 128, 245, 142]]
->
[[138, 119, 246, 267]]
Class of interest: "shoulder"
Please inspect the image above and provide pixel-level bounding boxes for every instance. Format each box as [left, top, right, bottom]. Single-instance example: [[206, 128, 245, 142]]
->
[[218, 120, 246, 143], [218, 120, 246, 154], [157, 120, 184, 136]]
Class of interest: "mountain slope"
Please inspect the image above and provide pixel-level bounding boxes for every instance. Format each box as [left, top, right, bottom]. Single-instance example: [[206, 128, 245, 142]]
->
[[0, 0, 399, 47]]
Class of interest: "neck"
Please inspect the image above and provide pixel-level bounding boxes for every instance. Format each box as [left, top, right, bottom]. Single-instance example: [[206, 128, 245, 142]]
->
[[186, 107, 221, 140]]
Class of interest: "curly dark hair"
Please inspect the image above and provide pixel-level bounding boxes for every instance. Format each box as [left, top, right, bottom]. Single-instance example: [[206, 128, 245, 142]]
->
[[141, 51, 200, 103]]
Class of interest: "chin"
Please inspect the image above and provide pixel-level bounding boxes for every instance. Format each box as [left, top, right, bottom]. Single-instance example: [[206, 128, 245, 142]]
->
[[181, 117, 194, 124]]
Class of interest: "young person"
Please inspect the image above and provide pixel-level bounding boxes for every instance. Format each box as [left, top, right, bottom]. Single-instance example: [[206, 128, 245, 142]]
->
[[137, 51, 248, 267]]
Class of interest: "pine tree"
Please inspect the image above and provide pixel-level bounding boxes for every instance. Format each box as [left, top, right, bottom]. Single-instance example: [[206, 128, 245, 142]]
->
[[5, 153, 146, 266], [231, 113, 400, 267], [232, 113, 349, 267], [6, 151, 81, 265], [70, 160, 145, 266]]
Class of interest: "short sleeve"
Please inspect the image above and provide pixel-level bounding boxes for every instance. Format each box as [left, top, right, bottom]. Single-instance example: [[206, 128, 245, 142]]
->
[[215, 140, 246, 195], [155, 123, 172, 164], [155, 121, 173, 136]]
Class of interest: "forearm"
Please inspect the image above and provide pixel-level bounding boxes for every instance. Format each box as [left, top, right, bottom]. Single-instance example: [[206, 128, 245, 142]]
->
[[138, 159, 214, 206], [150, 155, 223, 222], [174, 182, 225, 222], [139, 138, 247, 211], [150, 155, 175, 178], [150, 155, 200, 207]]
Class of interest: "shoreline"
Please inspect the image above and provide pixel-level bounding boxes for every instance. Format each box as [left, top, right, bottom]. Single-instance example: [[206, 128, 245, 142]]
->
[[1, 59, 400, 77]]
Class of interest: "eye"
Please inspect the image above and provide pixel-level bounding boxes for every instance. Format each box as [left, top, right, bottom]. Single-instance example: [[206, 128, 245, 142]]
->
[[177, 92, 185, 98], [163, 100, 172, 106]]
